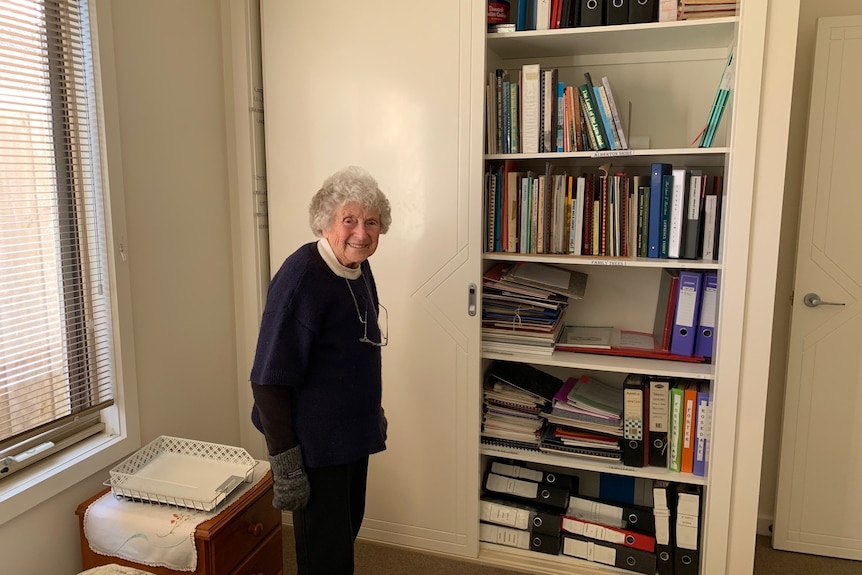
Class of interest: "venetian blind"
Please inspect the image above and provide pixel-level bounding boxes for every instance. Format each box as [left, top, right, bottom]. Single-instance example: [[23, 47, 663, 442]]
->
[[0, 0, 114, 470]]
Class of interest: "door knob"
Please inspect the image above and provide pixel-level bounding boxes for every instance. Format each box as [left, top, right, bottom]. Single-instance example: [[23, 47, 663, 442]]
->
[[803, 292, 845, 307]]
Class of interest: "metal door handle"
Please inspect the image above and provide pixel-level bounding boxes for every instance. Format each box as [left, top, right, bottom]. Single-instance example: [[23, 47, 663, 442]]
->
[[803, 292, 845, 307]]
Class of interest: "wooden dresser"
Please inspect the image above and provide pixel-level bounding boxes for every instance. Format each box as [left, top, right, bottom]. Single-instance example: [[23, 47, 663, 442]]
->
[[75, 471, 282, 575]]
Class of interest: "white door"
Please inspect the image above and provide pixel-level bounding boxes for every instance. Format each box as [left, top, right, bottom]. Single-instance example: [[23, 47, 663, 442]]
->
[[773, 15, 862, 560], [259, 0, 484, 557]]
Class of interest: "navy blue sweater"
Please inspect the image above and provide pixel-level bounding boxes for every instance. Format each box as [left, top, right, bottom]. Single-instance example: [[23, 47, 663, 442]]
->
[[250, 243, 386, 468]]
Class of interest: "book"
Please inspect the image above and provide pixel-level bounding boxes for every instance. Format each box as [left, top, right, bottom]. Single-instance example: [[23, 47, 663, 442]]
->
[[670, 270, 704, 357], [682, 171, 704, 259], [622, 373, 648, 467], [536, 0, 552, 30], [699, 49, 735, 147], [636, 183, 650, 257], [521, 64, 541, 154], [509, 81, 520, 154], [693, 385, 712, 476], [702, 175, 722, 260], [668, 383, 685, 472], [556, 80, 566, 152], [565, 374, 624, 420], [577, 83, 608, 151], [668, 168, 687, 259], [653, 269, 681, 352], [516, 0, 532, 30], [547, 378, 623, 437], [648, 378, 671, 467], [486, 73, 497, 154], [600, 76, 628, 149], [486, 361, 564, 406], [680, 383, 698, 473], [502, 261, 589, 299], [658, 174, 673, 258], [659, 0, 678, 21], [594, 84, 618, 150], [695, 271, 718, 358], [648, 163, 672, 258], [541, 68, 557, 153], [506, 168, 524, 253]]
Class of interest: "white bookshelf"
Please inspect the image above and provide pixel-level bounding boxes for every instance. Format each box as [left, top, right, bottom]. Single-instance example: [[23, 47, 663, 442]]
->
[[477, 7, 762, 575]]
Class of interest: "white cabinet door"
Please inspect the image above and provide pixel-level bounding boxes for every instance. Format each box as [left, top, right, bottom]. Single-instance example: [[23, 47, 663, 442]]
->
[[259, 0, 483, 556], [774, 15, 862, 560]]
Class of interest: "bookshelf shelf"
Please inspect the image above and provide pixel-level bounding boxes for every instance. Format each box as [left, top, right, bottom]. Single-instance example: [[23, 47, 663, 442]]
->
[[483, 252, 723, 270], [480, 445, 708, 486], [484, 147, 730, 166], [482, 350, 714, 380], [486, 17, 738, 59]]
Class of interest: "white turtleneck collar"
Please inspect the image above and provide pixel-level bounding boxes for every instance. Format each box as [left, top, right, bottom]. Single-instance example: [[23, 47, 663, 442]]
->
[[317, 238, 362, 280]]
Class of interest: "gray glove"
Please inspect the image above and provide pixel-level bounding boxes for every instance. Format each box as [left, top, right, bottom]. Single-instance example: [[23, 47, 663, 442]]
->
[[268, 445, 310, 511]]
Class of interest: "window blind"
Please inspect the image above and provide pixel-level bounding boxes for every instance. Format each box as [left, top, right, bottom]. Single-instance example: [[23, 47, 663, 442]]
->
[[0, 0, 114, 472]]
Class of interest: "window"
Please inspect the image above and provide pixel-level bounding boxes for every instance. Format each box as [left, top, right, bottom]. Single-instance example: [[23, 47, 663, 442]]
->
[[0, 0, 114, 477]]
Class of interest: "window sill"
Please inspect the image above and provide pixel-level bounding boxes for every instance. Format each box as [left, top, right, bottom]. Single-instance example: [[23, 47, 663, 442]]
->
[[0, 430, 140, 527]]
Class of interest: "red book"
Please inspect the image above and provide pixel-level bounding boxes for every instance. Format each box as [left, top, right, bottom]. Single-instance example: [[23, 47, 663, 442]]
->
[[653, 269, 681, 352], [552, 0, 564, 28]]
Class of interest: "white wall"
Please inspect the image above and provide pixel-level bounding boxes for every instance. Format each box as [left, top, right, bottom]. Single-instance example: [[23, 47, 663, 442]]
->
[[0, 1, 242, 573], [758, 0, 862, 534]]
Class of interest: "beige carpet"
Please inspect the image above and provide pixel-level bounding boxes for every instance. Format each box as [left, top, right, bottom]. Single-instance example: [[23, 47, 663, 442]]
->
[[281, 528, 862, 574]]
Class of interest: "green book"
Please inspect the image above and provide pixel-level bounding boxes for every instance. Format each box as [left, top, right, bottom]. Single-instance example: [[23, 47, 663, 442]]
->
[[577, 83, 608, 151], [669, 384, 686, 472]]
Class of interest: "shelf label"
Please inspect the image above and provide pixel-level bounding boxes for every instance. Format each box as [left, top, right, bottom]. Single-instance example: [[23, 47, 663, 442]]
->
[[588, 259, 628, 266], [592, 150, 635, 158]]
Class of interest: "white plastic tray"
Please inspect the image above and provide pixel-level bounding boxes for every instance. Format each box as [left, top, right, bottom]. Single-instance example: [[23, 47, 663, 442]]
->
[[107, 436, 257, 511]]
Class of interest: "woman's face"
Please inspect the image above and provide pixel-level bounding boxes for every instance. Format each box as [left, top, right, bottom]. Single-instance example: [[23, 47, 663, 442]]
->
[[323, 202, 381, 269]]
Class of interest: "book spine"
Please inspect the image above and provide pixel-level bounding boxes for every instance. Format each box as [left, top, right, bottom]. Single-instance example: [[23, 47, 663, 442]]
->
[[669, 385, 685, 472], [648, 163, 671, 258], [594, 85, 618, 150], [486, 170, 496, 251], [521, 64, 541, 154], [557, 81, 565, 152], [601, 76, 628, 149], [637, 185, 648, 257], [577, 84, 607, 150], [495, 70, 504, 154], [668, 168, 687, 258], [509, 82, 520, 154], [659, 174, 673, 258]]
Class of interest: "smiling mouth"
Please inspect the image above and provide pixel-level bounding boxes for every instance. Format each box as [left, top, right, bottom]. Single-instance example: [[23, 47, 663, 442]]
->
[[347, 243, 369, 249]]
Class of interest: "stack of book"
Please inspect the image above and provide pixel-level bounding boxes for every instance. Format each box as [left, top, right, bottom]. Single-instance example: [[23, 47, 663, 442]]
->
[[539, 375, 623, 461], [482, 262, 586, 356], [679, 0, 738, 20], [482, 378, 546, 448], [485, 67, 627, 155], [481, 361, 563, 451]]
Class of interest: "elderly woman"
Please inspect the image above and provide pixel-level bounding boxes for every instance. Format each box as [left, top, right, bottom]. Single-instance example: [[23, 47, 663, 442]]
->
[[250, 166, 391, 575]]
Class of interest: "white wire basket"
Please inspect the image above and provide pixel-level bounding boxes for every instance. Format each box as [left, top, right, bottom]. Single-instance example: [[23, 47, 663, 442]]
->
[[106, 436, 258, 511]]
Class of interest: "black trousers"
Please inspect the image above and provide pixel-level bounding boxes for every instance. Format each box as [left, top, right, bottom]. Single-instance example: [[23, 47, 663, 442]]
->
[[292, 456, 369, 575]]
